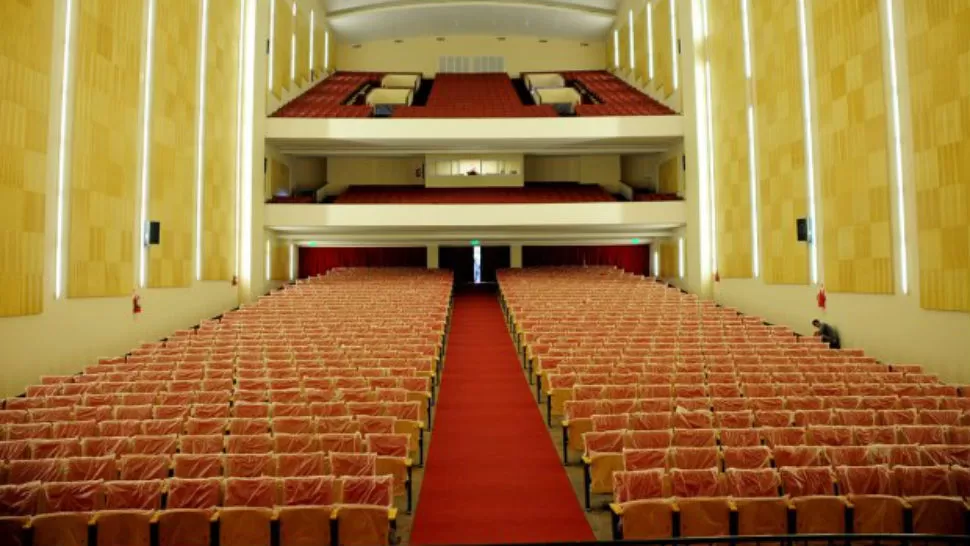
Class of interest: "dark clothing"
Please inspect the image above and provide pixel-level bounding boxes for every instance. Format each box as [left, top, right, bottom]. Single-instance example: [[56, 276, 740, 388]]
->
[[818, 323, 841, 349]]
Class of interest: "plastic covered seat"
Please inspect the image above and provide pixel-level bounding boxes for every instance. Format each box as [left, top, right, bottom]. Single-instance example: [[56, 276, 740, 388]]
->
[[779, 466, 836, 497], [329, 452, 377, 477], [66, 456, 117, 481], [834, 409, 876, 426], [715, 410, 753, 429], [276, 451, 327, 477], [672, 409, 713, 429], [760, 427, 806, 447], [317, 417, 360, 434], [898, 425, 947, 445], [174, 454, 223, 478], [226, 454, 275, 478], [672, 429, 716, 447], [51, 420, 98, 439], [866, 444, 921, 467], [141, 418, 182, 436], [220, 506, 274, 546], [357, 416, 395, 435], [95, 509, 153, 546], [278, 506, 335, 546], [273, 417, 315, 435], [103, 480, 163, 510], [591, 414, 629, 431], [584, 431, 626, 494], [670, 447, 718, 470], [7, 459, 64, 484], [131, 435, 178, 455], [40, 480, 103, 513], [718, 428, 761, 447], [6, 423, 52, 441], [677, 497, 731, 538], [754, 410, 793, 428], [365, 434, 409, 457], [825, 446, 870, 466], [628, 412, 671, 431], [669, 467, 723, 497], [184, 419, 227, 437], [948, 426, 970, 444], [97, 421, 140, 437], [0, 482, 40, 516], [281, 475, 336, 506], [918, 409, 961, 426], [158, 478, 221, 546], [723, 446, 771, 469], [335, 505, 390, 546], [727, 468, 789, 538], [31, 438, 82, 459], [622, 448, 668, 471], [31, 512, 91, 546], [319, 433, 362, 454], [228, 418, 271, 436], [227, 435, 273, 454], [81, 437, 132, 458], [794, 410, 834, 426], [853, 425, 896, 445], [772, 446, 827, 467], [627, 430, 673, 449], [274, 434, 321, 454], [118, 455, 170, 481], [879, 408, 917, 426], [921, 445, 970, 466]]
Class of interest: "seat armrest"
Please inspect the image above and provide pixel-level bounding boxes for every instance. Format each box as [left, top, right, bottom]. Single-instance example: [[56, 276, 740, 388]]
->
[[609, 503, 623, 516]]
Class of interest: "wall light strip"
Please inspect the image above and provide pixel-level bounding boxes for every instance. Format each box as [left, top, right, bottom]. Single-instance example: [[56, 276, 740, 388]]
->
[[309, 10, 315, 73], [613, 29, 620, 68], [653, 249, 660, 277], [239, 0, 256, 284], [54, 0, 75, 299], [796, 0, 819, 284], [703, 0, 717, 274], [290, 1, 296, 81], [138, 0, 158, 288], [885, 0, 909, 294], [670, 0, 679, 90], [266, 239, 272, 281], [678, 237, 685, 278], [747, 105, 761, 277], [289, 244, 295, 280], [195, 0, 209, 281], [647, 3, 654, 79], [324, 30, 330, 70], [235, 0, 246, 276], [628, 9, 636, 69], [267, 0, 275, 91]]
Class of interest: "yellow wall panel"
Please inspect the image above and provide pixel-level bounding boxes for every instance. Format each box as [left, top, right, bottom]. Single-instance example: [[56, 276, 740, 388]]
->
[[273, 0, 292, 98], [267, 157, 290, 199], [314, 23, 325, 74], [148, 0, 199, 288], [653, 0, 674, 98], [634, 5, 648, 83], [68, 0, 144, 298], [607, 28, 616, 67], [203, 0, 240, 281], [0, 0, 53, 316], [906, 0, 970, 312], [752, 0, 809, 285], [270, 242, 290, 282], [709, 0, 752, 279], [658, 156, 679, 194], [813, 0, 894, 294], [619, 22, 631, 71], [295, 6, 309, 86], [658, 239, 680, 278]]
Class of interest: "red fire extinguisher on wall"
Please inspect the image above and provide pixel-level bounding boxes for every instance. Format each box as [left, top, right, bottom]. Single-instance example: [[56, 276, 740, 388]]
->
[[816, 284, 827, 310], [132, 292, 142, 315]]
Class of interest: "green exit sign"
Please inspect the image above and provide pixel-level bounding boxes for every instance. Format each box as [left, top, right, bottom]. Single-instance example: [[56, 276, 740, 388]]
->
[[470, 240, 481, 246]]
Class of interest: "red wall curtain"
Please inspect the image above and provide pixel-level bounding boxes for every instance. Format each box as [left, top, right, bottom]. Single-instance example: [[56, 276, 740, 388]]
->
[[522, 245, 650, 275], [298, 247, 426, 278]]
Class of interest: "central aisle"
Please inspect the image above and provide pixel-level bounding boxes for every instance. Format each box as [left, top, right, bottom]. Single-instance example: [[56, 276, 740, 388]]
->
[[410, 291, 594, 545]]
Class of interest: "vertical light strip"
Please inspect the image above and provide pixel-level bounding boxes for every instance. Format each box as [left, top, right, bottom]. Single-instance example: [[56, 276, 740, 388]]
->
[[309, 10, 315, 75], [653, 249, 660, 277], [628, 9, 636, 69], [678, 237, 685, 278], [324, 30, 330, 70], [670, 0, 679, 90], [613, 29, 620, 68], [239, 0, 256, 283], [289, 244, 295, 280], [747, 105, 761, 277], [267, 0, 275, 91], [139, 0, 158, 288], [235, 0, 246, 276], [290, 1, 296, 81], [266, 239, 272, 281], [195, 0, 210, 280], [703, 0, 717, 274], [647, 3, 654, 79], [884, 0, 909, 294], [54, 0, 75, 299], [742, 0, 759, 277], [796, 0, 819, 284]]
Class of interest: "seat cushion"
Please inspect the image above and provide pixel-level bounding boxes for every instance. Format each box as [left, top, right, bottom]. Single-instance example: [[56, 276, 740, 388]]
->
[[618, 499, 674, 540]]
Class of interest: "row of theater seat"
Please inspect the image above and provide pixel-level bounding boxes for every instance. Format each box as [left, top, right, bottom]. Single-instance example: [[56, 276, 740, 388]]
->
[[499, 267, 970, 541], [392, 105, 557, 118], [333, 186, 617, 204], [562, 71, 675, 116], [609, 465, 970, 538], [0, 269, 454, 546], [0, 475, 395, 546], [395, 73, 559, 118], [272, 72, 383, 118]]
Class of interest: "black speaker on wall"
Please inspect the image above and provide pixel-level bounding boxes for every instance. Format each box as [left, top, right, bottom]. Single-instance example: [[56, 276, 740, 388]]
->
[[147, 221, 161, 245], [796, 218, 811, 242]]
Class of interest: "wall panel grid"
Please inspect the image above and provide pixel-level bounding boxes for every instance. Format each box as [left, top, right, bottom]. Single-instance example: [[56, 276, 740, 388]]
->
[[659, 239, 679, 279], [313, 23, 325, 73], [709, 0, 752, 279], [203, 0, 241, 281], [270, 242, 290, 281], [658, 156, 680, 195], [295, 5, 310, 86], [619, 22, 631, 71], [906, 0, 970, 312], [0, 0, 53, 315], [68, 0, 144, 298], [653, 0, 675, 98], [147, 0, 199, 289], [752, 0, 809, 285], [273, 0, 293, 98], [634, 5, 647, 82], [267, 157, 291, 199], [812, 0, 894, 294]]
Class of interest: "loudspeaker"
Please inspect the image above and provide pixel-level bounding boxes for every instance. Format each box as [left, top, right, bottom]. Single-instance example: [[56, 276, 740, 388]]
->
[[147, 221, 161, 245], [796, 218, 810, 242]]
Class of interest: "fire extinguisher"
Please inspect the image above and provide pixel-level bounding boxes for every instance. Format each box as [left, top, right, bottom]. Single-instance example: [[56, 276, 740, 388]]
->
[[132, 292, 142, 315], [816, 284, 827, 310]]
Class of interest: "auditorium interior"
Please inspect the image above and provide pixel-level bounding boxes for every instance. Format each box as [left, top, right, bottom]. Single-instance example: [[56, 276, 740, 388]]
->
[[1, 0, 969, 545]]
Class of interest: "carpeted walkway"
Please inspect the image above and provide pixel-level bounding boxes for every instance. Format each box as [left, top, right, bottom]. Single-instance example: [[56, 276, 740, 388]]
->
[[410, 291, 594, 545]]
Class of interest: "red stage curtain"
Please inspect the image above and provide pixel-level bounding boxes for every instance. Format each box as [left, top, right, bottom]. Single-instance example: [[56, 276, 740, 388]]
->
[[298, 247, 426, 278], [522, 245, 650, 275]]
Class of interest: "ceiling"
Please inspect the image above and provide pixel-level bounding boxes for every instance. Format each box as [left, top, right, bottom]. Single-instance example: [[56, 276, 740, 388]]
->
[[325, 0, 617, 42]]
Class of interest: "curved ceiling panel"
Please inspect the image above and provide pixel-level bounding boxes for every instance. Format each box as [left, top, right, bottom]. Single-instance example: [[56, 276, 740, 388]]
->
[[327, 1, 616, 42]]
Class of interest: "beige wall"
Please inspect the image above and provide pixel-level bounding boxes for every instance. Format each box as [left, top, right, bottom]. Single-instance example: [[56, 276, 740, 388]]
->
[[325, 156, 424, 193], [621, 154, 658, 190], [290, 157, 326, 192], [524, 155, 622, 192], [335, 36, 606, 77]]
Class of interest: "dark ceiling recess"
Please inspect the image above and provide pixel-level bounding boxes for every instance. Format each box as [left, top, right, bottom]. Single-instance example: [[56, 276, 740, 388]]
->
[[351, 44, 362, 48], [394, 39, 403, 43], [538, 39, 549, 43], [497, 36, 506, 41], [581, 42, 589, 47], [436, 37, 446, 42]]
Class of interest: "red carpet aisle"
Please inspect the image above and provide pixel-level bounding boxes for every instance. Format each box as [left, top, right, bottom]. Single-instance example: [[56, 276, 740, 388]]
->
[[410, 292, 594, 545]]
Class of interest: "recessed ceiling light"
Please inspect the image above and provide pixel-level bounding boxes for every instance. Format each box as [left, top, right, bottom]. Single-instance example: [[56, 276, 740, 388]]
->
[[393, 39, 403, 43], [538, 39, 548, 43], [436, 37, 446, 42], [580, 42, 589, 47], [351, 43, 361, 48], [496, 37, 506, 41]]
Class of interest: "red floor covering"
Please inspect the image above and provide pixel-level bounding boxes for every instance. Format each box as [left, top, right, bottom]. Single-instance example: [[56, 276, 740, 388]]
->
[[410, 292, 594, 545]]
